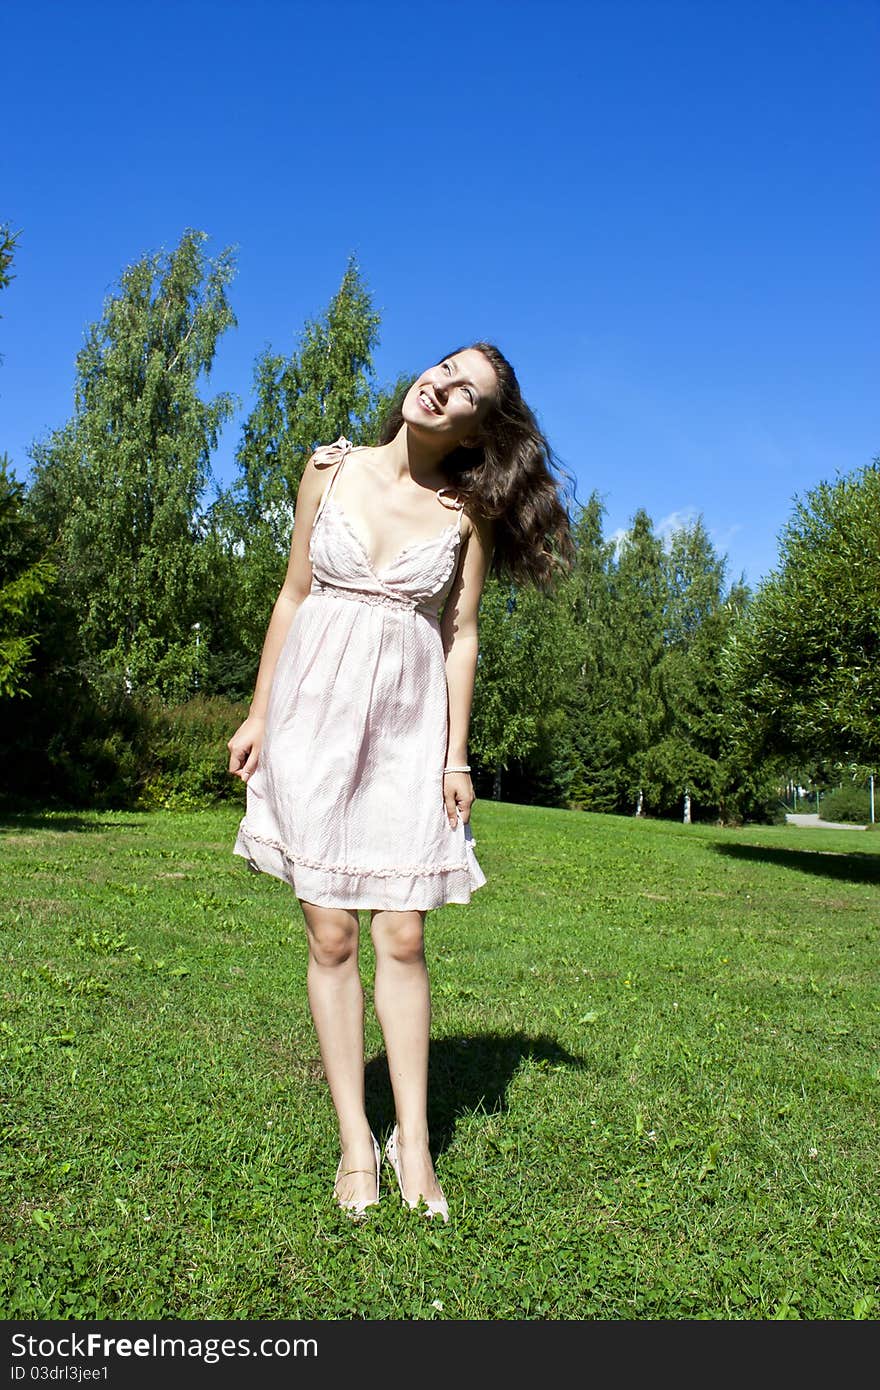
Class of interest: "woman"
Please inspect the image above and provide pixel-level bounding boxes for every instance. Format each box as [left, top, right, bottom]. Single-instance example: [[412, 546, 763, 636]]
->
[[227, 341, 573, 1221]]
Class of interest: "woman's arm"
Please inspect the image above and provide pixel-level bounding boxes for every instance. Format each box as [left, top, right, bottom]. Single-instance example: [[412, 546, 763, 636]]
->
[[227, 453, 335, 782], [438, 512, 494, 825]]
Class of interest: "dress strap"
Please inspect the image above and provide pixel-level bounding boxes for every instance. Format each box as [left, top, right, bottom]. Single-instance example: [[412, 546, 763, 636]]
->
[[437, 486, 465, 534], [311, 436, 355, 527]]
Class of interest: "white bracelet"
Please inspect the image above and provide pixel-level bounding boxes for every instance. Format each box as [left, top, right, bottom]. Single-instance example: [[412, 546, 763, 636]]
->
[[443, 764, 471, 774]]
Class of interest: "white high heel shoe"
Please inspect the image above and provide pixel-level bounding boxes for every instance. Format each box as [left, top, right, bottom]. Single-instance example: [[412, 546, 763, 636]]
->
[[334, 1132, 381, 1219], [384, 1124, 449, 1223]]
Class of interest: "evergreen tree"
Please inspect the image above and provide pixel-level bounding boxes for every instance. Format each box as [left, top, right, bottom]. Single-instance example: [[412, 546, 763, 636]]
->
[[645, 518, 734, 820], [609, 509, 668, 814], [470, 573, 580, 800], [565, 493, 622, 812]]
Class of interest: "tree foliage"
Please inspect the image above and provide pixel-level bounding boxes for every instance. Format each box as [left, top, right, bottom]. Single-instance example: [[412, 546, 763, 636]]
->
[[0, 454, 56, 698], [202, 257, 408, 692], [0, 228, 56, 698], [25, 229, 238, 700], [470, 572, 581, 798], [0, 221, 21, 369], [646, 521, 748, 819], [722, 459, 880, 767], [564, 493, 622, 812], [561, 501, 765, 822], [233, 255, 388, 539]]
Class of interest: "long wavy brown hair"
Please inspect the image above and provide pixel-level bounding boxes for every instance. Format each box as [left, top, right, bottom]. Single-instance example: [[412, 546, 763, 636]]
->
[[376, 341, 576, 589]]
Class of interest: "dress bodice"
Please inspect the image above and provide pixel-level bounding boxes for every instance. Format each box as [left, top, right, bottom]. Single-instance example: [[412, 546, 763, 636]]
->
[[307, 437, 464, 619]]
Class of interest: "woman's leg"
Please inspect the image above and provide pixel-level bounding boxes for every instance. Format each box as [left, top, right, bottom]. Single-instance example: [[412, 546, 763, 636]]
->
[[370, 908, 444, 1205], [299, 899, 377, 1207]]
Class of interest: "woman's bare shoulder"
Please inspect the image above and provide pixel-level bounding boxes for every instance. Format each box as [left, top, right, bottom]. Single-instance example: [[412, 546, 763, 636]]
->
[[462, 506, 495, 553]]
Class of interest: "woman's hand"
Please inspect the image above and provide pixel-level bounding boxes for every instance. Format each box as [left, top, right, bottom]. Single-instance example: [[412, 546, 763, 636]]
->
[[443, 771, 474, 828], [227, 715, 266, 783]]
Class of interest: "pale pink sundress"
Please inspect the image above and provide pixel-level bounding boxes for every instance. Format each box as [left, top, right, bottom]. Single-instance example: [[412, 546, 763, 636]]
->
[[233, 436, 488, 911]]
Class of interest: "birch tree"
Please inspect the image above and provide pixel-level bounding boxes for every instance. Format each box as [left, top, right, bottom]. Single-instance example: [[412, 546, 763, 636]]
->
[[26, 228, 238, 700]]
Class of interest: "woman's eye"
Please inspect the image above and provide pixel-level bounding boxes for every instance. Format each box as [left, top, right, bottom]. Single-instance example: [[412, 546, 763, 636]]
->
[[442, 362, 451, 373], [462, 388, 474, 403]]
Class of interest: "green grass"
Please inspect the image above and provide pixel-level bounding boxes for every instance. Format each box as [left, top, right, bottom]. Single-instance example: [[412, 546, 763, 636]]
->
[[1, 801, 878, 1320]]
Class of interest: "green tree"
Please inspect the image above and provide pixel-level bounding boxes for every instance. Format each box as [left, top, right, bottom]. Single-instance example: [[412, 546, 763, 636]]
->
[[0, 222, 22, 371], [234, 256, 386, 536], [565, 493, 622, 812], [0, 454, 56, 698], [645, 518, 738, 820], [206, 257, 407, 687], [25, 229, 238, 700], [723, 459, 880, 769], [0, 227, 55, 698], [470, 573, 580, 800], [609, 509, 668, 815]]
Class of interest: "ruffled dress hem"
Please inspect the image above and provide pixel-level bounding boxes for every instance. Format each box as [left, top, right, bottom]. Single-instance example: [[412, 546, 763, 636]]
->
[[233, 819, 487, 911]]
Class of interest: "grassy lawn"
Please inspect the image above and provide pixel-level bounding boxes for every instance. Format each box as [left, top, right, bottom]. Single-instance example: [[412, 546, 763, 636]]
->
[[1, 801, 877, 1320]]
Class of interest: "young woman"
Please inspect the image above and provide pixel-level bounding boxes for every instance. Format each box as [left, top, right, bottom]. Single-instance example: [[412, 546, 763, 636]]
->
[[227, 341, 573, 1221]]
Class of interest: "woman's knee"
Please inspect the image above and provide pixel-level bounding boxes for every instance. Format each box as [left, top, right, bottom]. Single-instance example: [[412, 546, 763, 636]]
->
[[300, 903, 359, 968], [371, 910, 426, 964]]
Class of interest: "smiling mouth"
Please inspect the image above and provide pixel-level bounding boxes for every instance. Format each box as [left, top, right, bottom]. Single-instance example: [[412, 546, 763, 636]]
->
[[418, 389, 441, 415]]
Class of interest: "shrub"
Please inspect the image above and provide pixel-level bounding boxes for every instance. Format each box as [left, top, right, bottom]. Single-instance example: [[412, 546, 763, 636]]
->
[[11, 679, 153, 809], [820, 783, 871, 824], [137, 695, 248, 810], [4, 677, 249, 811]]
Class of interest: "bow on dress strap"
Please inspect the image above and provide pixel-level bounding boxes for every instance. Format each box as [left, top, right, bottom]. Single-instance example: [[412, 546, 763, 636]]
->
[[311, 435, 354, 468], [437, 486, 465, 512]]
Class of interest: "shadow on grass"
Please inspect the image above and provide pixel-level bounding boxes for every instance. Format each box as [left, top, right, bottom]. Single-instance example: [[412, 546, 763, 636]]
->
[[0, 809, 144, 834], [364, 1032, 588, 1156], [712, 839, 880, 885]]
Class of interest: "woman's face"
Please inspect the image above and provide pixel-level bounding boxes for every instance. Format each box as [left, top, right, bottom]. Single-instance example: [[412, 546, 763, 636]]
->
[[402, 348, 498, 448]]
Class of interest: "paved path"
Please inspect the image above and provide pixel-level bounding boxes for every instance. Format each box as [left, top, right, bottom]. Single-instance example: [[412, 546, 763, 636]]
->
[[785, 812, 868, 831]]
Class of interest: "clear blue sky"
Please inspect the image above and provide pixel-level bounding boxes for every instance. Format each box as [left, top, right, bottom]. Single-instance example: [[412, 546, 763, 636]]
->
[[3, 0, 877, 591]]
